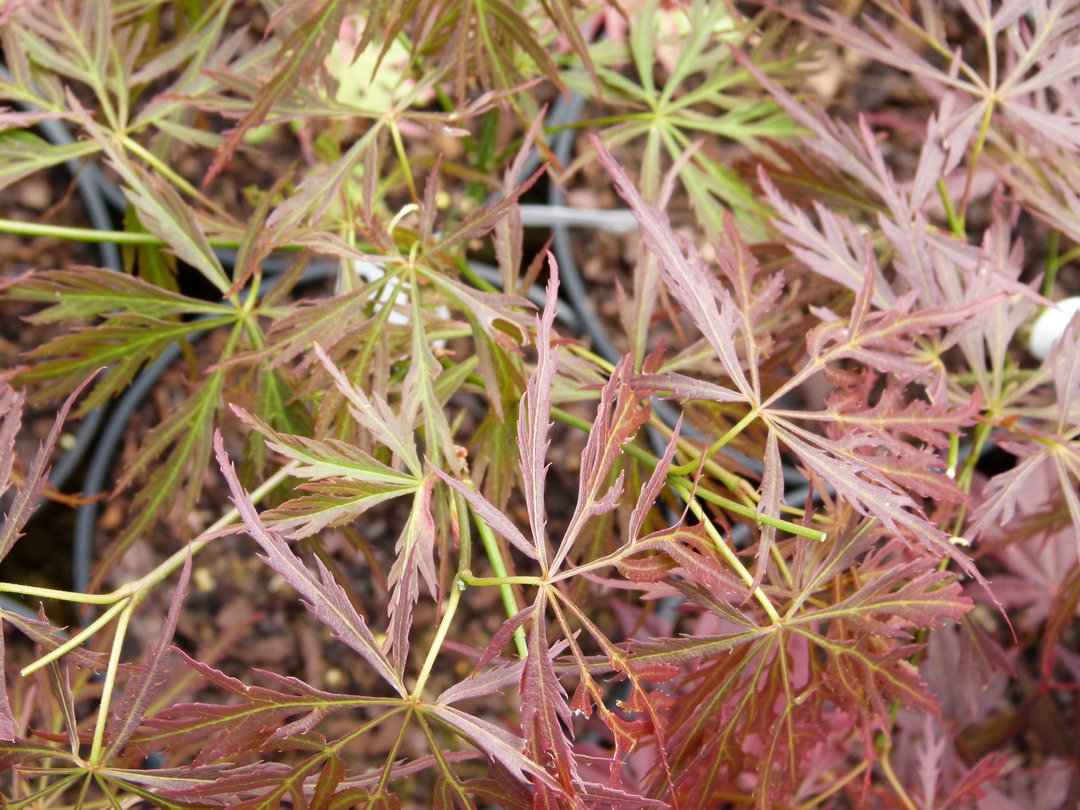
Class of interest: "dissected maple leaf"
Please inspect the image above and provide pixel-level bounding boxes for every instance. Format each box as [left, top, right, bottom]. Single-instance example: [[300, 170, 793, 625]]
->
[[202, 0, 348, 186], [216, 432, 405, 695], [385, 480, 437, 677], [519, 590, 581, 805], [126, 652, 401, 766], [0, 370, 97, 729], [232, 404, 419, 539], [550, 354, 651, 572], [104, 554, 192, 759], [1, 376, 93, 563]]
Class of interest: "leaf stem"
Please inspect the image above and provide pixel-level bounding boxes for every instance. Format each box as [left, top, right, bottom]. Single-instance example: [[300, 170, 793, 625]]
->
[[455, 256, 501, 293], [375, 706, 413, 796], [695, 486, 824, 541], [949, 367, 1035, 387], [468, 510, 529, 658], [951, 420, 995, 538], [947, 433, 960, 480], [681, 489, 782, 625], [87, 597, 138, 766], [797, 760, 870, 809], [414, 713, 473, 803], [0, 217, 245, 248], [120, 135, 230, 220], [389, 119, 417, 202], [956, 420, 993, 494], [0, 582, 121, 604], [411, 579, 463, 700], [8, 462, 297, 690], [93, 773, 124, 809], [460, 571, 544, 588], [769, 542, 795, 589], [957, 101, 995, 228], [19, 599, 129, 677], [935, 178, 964, 238], [669, 407, 759, 475], [879, 741, 919, 810], [567, 343, 616, 373]]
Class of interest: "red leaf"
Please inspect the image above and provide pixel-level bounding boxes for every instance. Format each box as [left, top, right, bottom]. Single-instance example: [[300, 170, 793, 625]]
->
[[127, 652, 398, 765], [0, 627, 13, 741], [552, 354, 652, 571], [215, 432, 404, 695], [0, 373, 95, 562], [519, 590, 581, 804], [385, 479, 438, 676], [595, 137, 755, 402], [429, 468, 537, 561], [518, 257, 561, 570], [422, 703, 553, 793], [105, 553, 193, 758]]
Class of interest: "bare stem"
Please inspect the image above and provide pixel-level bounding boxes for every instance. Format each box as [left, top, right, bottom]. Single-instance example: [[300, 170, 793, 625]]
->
[[87, 598, 138, 766], [20, 599, 129, 677]]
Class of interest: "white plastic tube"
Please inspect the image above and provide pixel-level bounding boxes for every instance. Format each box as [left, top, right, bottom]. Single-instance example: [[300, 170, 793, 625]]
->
[[1028, 296, 1080, 361]]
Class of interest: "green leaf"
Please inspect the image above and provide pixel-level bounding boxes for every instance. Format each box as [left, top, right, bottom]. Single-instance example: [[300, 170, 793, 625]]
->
[[385, 481, 437, 676], [11, 267, 231, 321], [18, 315, 232, 414], [109, 163, 233, 295], [68, 96, 233, 294], [251, 288, 372, 370], [0, 129, 100, 191], [315, 345, 423, 478], [233, 405, 416, 487], [262, 479, 419, 540], [404, 291, 461, 474]]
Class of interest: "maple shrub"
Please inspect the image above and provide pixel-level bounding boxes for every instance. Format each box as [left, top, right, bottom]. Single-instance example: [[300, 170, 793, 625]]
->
[[1, 0, 1079, 808]]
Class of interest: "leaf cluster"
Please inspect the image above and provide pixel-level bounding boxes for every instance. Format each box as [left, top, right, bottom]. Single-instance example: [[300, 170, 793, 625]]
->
[[1, 1, 1078, 808]]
